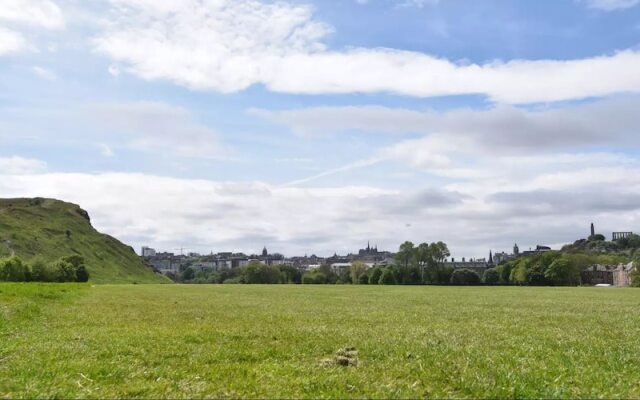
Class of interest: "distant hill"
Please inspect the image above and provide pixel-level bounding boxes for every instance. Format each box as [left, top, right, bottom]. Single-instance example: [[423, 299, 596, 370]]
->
[[0, 198, 169, 283]]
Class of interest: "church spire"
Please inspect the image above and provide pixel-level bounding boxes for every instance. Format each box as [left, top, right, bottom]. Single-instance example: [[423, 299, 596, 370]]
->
[[489, 250, 494, 264]]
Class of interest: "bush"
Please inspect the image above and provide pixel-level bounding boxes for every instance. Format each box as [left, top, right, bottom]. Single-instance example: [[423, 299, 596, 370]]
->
[[450, 269, 481, 285], [483, 268, 500, 285], [378, 268, 397, 285], [0, 256, 30, 282], [358, 273, 369, 284]]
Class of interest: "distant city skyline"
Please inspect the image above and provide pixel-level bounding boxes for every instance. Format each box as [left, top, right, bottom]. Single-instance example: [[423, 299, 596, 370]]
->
[[2, 0, 640, 258]]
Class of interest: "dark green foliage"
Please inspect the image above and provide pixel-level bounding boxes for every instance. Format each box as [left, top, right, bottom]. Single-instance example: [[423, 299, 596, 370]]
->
[[61, 255, 85, 268], [0, 256, 30, 282], [180, 267, 196, 282], [450, 269, 481, 285], [30, 258, 56, 282], [368, 268, 383, 285], [589, 234, 605, 241], [358, 273, 369, 284], [483, 268, 500, 285], [544, 257, 580, 286], [241, 262, 282, 284], [302, 270, 327, 284], [279, 265, 302, 284], [52, 259, 77, 282], [378, 268, 397, 285], [75, 265, 90, 283]]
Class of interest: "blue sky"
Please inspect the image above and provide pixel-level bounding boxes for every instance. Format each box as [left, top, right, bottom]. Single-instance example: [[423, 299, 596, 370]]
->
[[1, 0, 640, 258]]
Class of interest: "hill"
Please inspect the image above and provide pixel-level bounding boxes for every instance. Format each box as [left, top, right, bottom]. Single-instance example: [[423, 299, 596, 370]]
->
[[0, 198, 169, 283]]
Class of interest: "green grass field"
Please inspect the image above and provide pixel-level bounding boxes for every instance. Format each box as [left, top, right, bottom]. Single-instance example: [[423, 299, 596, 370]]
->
[[2, 284, 640, 398]]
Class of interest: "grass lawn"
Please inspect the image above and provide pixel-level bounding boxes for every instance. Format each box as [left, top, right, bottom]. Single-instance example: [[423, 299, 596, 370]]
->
[[1, 284, 640, 398]]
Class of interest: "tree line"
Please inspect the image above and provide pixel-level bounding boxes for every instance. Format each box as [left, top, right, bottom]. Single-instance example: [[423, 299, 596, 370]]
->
[[0, 255, 90, 282], [173, 240, 638, 286]]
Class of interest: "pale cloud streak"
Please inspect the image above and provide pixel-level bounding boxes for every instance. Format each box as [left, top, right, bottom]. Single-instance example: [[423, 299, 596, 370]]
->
[[86, 102, 227, 159], [583, 0, 640, 10]]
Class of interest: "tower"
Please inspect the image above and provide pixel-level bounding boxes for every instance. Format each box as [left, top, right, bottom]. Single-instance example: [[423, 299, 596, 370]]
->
[[489, 250, 494, 265], [590, 223, 595, 238], [513, 243, 520, 256], [262, 246, 268, 257]]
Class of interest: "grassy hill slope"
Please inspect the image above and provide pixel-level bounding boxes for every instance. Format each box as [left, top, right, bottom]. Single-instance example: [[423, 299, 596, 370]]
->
[[0, 198, 169, 283]]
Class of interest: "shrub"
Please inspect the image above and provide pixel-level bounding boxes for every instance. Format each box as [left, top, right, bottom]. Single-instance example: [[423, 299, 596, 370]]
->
[[0, 256, 30, 282], [483, 268, 500, 285], [450, 269, 481, 285], [378, 268, 397, 285], [358, 273, 369, 284]]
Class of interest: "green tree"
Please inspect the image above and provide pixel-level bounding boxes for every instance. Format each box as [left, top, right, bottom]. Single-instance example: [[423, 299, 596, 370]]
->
[[358, 272, 369, 284], [379, 268, 397, 285], [302, 270, 327, 284], [30, 257, 55, 282], [52, 259, 77, 282], [545, 257, 579, 286], [279, 265, 302, 284], [180, 267, 196, 282], [241, 262, 282, 284], [0, 256, 30, 282], [396, 241, 415, 270], [75, 265, 90, 282], [450, 269, 481, 285], [483, 268, 500, 285], [350, 261, 368, 284], [368, 267, 383, 285]]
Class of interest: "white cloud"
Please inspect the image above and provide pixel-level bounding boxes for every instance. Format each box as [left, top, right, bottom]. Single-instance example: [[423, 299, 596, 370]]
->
[[583, 0, 640, 10], [255, 97, 640, 152], [93, 0, 640, 103], [86, 102, 226, 159], [0, 156, 47, 174], [0, 0, 65, 29], [2, 169, 640, 258], [31, 65, 57, 80], [0, 27, 25, 55]]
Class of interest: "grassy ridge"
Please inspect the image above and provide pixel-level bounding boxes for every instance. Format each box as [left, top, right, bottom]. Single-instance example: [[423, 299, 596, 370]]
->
[[0, 198, 168, 283], [1, 284, 640, 398]]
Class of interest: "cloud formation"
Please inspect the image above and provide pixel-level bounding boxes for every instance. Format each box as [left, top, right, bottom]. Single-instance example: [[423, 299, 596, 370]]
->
[[0, 156, 48, 174], [94, 0, 640, 103], [583, 0, 640, 10], [87, 102, 225, 159], [0, 0, 64, 29], [1, 168, 639, 258], [0, 27, 24, 55]]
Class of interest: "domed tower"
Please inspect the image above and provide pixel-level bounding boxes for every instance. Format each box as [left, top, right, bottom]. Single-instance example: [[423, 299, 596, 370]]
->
[[513, 243, 520, 256]]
